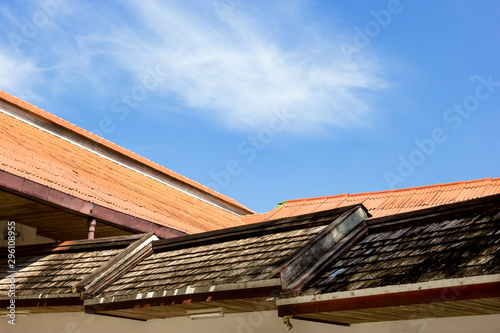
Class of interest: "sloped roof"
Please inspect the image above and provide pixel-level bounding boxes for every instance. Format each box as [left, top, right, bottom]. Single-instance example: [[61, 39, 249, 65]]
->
[[0, 90, 253, 234], [0, 204, 364, 319], [1, 245, 122, 297], [242, 177, 500, 224], [2, 196, 499, 323], [0, 234, 156, 297], [303, 200, 500, 295], [95, 216, 336, 299], [277, 195, 500, 324], [85, 205, 368, 320]]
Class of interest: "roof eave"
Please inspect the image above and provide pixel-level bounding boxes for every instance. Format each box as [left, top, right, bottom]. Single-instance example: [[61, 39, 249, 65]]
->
[[85, 278, 281, 306], [277, 274, 500, 323], [0, 169, 187, 238]]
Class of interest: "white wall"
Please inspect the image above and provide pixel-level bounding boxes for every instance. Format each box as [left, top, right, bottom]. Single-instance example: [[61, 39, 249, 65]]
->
[[2, 311, 500, 333], [0, 221, 55, 247]]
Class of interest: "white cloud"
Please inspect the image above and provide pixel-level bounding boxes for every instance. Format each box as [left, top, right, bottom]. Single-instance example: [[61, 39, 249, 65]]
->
[[118, 0, 388, 133], [0, 52, 41, 101], [0, 0, 389, 134]]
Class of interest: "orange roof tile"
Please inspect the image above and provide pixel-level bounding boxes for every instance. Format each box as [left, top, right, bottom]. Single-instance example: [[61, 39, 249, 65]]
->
[[0, 90, 252, 214], [241, 177, 500, 224], [0, 90, 253, 234]]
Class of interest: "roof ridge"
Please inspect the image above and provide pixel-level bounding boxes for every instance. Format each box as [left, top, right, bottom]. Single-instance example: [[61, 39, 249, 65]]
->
[[286, 193, 349, 204], [0, 89, 253, 214], [280, 177, 500, 205], [154, 205, 363, 252]]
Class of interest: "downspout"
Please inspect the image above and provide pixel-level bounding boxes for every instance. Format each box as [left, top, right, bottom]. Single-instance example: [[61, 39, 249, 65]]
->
[[87, 203, 96, 240]]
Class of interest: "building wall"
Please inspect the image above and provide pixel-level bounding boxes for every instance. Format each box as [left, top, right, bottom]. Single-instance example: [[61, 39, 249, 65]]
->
[[2, 311, 500, 333], [0, 221, 55, 247]]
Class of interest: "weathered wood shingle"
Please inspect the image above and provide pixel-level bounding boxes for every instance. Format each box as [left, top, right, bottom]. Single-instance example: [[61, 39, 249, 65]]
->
[[301, 206, 500, 295], [0, 234, 156, 297], [0, 250, 120, 296], [98, 225, 326, 297]]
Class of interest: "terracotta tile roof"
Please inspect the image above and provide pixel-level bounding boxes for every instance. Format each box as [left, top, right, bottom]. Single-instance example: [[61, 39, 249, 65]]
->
[[0, 90, 251, 212], [0, 90, 252, 234], [242, 177, 500, 224]]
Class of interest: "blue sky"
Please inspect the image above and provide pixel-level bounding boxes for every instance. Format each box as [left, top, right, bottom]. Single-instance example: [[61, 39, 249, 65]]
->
[[0, 0, 499, 213]]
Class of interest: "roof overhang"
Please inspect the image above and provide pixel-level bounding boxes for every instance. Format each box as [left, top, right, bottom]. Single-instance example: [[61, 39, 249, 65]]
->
[[277, 274, 500, 325], [0, 169, 186, 240], [84, 279, 282, 321], [0, 293, 83, 314]]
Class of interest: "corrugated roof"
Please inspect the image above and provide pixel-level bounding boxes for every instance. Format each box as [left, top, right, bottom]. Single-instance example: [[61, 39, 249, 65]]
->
[[242, 178, 500, 224], [0, 90, 252, 234]]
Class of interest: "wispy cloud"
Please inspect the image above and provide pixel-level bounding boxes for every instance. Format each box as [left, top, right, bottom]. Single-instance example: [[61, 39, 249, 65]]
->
[[0, 52, 41, 102], [0, 0, 388, 134]]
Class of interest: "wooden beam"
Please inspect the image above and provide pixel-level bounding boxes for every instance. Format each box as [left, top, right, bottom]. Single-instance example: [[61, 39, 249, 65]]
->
[[13, 233, 151, 256], [293, 315, 350, 327], [277, 281, 500, 317], [0, 297, 82, 308], [278, 206, 368, 292], [74, 233, 158, 297], [85, 285, 280, 313]]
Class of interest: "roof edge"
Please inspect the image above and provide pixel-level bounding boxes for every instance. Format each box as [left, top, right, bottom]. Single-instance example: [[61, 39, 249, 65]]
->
[[13, 233, 157, 256], [85, 284, 280, 314], [87, 278, 281, 306], [283, 177, 500, 205], [277, 274, 500, 317], [0, 169, 187, 238], [0, 91, 254, 216], [0, 295, 83, 308]]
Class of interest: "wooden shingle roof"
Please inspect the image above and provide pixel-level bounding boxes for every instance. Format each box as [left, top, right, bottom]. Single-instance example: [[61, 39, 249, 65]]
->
[[303, 198, 500, 295], [84, 205, 368, 320], [277, 194, 500, 325], [98, 226, 321, 298], [95, 205, 365, 298], [2, 195, 499, 324], [0, 233, 157, 310]]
